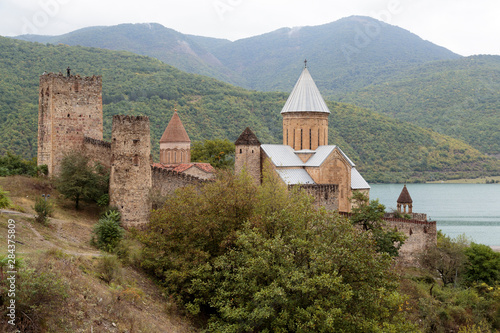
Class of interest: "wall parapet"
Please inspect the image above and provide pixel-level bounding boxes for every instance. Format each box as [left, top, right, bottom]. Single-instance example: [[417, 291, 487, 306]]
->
[[83, 136, 111, 149]]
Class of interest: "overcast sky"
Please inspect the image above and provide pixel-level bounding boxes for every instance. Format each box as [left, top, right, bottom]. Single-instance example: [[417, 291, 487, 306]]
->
[[1, 0, 499, 56]]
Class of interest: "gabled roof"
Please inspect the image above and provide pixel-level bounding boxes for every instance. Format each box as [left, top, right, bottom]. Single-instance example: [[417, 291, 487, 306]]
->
[[304, 145, 355, 167], [397, 185, 413, 203], [235, 127, 261, 146], [160, 111, 190, 143], [351, 168, 370, 189], [261, 145, 304, 167], [281, 67, 330, 114], [276, 169, 315, 185]]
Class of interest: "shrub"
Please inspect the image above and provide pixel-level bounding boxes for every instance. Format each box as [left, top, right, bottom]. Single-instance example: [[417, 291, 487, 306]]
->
[[97, 254, 122, 284], [0, 186, 11, 209], [33, 196, 53, 225], [91, 209, 124, 252], [464, 243, 500, 286]]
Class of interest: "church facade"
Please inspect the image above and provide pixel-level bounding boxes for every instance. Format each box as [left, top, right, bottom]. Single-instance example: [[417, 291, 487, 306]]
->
[[235, 65, 370, 212]]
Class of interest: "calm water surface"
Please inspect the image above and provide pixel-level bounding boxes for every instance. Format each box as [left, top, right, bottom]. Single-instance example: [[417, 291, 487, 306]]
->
[[370, 184, 500, 246]]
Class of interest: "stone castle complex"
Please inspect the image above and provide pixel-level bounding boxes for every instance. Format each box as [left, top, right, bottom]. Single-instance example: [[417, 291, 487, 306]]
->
[[37, 67, 436, 264]]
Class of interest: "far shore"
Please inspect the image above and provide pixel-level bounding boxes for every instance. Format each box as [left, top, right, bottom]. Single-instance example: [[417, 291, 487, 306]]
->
[[491, 246, 500, 253], [427, 176, 500, 184]]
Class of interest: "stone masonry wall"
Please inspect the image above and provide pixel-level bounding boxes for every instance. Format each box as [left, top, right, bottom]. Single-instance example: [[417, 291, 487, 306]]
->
[[151, 166, 205, 198], [82, 137, 111, 169], [386, 219, 437, 266], [292, 184, 339, 211], [235, 145, 262, 186], [109, 115, 152, 228], [38, 73, 103, 175]]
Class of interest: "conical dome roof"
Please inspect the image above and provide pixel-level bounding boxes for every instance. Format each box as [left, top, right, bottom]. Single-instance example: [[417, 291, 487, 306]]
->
[[281, 67, 330, 114], [235, 127, 260, 146], [397, 185, 413, 204], [160, 111, 190, 143]]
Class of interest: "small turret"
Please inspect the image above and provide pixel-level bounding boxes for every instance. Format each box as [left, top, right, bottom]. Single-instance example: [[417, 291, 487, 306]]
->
[[397, 185, 413, 214]]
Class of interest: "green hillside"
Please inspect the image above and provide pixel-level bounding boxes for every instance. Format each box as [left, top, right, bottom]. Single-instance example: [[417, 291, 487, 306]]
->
[[15, 23, 242, 86], [0, 37, 498, 182], [337, 55, 500, 155]]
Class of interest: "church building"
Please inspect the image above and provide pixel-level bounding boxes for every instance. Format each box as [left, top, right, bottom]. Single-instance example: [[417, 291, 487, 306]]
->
[[235, 64, 370, 212], [153, 109, 215, 180]]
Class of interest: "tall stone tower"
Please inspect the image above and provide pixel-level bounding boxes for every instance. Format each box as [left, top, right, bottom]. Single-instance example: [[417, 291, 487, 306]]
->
[[159, 110, 191, 164], [235, 127, 261, 186], [109, 115, 152, 228], [281, 65, 330, 151], [38, 73, 103, 175]]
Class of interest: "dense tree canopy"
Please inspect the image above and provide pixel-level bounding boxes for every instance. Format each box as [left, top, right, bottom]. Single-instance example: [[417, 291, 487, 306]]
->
[[140, 170, 418, 332]]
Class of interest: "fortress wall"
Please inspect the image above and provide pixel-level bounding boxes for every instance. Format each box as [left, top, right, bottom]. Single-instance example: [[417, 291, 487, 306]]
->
[[82, 137, 111, 169], [292, 184, 339, 211], [151, 166, 205, 198], [386, 219, 437, 265]]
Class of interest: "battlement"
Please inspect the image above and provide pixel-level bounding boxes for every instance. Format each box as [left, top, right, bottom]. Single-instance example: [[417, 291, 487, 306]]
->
[[40, 72, 102, 82], [83, 136, 111, 149], [291, 184, 339, 211], [112, 115, 150, 124]]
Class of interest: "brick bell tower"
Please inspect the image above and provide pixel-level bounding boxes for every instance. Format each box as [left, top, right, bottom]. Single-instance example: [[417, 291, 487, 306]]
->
[[281, 61, 330, 151]]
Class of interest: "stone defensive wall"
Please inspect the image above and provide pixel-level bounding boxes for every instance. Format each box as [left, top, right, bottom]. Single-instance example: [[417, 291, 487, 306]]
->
[[339, 212, 437, 266], [82, 136, 111, 169], [385, 218, 437, 266], [292, 184, 339, 211], [151, 165, 207, 198]]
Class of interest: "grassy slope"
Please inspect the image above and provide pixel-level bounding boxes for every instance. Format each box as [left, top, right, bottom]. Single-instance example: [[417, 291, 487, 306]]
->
[[0, 176, 197, 332]]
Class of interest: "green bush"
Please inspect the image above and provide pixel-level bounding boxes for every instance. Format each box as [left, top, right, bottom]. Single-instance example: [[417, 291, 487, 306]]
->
[[97, 254, 122, 284], [33, 196, 53, 225], [0, 186, 11, 209], [465, 243, 500, 286], [91, 209, 124, 252]]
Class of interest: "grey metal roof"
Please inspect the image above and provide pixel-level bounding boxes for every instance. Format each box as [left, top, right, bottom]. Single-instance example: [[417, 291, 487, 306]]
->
[[276, 169, 316, 185], [281, 68, 331, 114], [351, 168, 370, 189], [261, 144, 304, 167], [304, 145, 355, 167]]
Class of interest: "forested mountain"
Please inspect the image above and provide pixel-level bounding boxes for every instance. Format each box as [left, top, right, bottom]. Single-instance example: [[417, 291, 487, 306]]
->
[[0, 36, 498, 182], [15, 23, 242, 85], [14, 16, 500, 157], [337, 55, 500, 155]]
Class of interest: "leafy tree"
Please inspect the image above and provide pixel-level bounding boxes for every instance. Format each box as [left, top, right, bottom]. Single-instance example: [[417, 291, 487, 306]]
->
[[0, 152, 40, 177], [349, 191, 406, 256], [420, 231, 469, 286], [464, 242, 500, 285], [56, 152, 109, 209], [140, 169, 417, 332], [191, 139, 235, 169]]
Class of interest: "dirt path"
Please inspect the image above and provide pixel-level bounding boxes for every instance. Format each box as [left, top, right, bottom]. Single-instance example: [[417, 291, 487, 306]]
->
[[1, 209, 101, 257]]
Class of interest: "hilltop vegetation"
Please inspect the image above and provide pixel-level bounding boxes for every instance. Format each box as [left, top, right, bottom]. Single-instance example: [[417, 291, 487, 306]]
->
[[14, 16, 500, 157], [0, 36, 498, 182]]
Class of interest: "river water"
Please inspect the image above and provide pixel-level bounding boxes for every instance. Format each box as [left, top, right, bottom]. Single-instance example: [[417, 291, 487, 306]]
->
[[370, 184, 500, 246]]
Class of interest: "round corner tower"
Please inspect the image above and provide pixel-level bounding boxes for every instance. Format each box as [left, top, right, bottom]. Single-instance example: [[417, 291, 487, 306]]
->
[[109, 115, 152, 228], [281, 67, 330, 151], [37, 73, 103, 175]]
